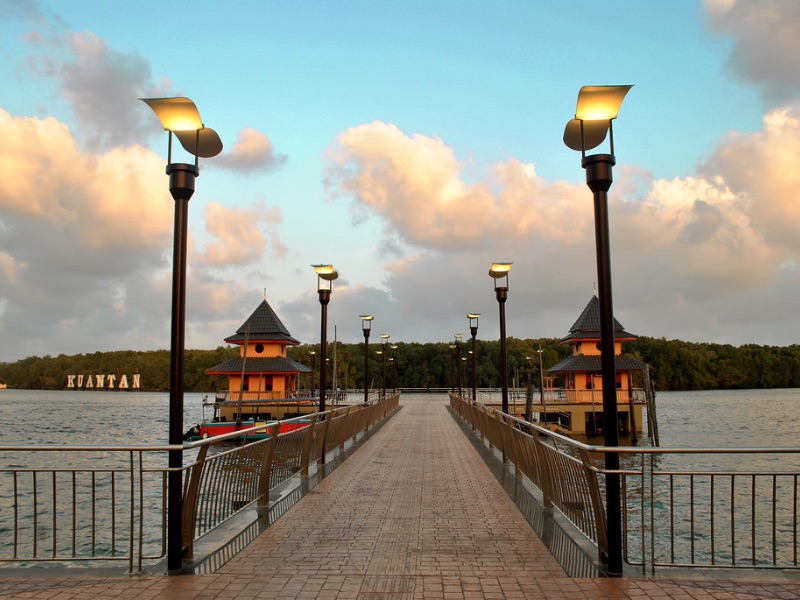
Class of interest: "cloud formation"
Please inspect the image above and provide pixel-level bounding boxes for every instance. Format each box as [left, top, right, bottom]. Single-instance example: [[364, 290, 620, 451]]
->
[[705, 0, 800, 99], [213, 128, 287, 173]]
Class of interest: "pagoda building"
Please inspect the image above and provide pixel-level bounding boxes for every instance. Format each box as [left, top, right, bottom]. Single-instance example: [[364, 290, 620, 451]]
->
[[544, 295, 650, 437], [207, 298, 311, 402]]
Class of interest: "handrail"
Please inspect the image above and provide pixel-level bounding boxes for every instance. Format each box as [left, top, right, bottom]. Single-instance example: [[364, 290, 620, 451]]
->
[[449, 392, 800, 574], [0, 393, 400, 572]]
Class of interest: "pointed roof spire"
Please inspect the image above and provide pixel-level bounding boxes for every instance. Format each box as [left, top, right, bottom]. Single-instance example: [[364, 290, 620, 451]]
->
[[224, 298, 300, 345], [560, 295, 636, 343]]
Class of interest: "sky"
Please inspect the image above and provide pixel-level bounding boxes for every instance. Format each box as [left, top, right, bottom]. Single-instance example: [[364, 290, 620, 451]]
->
[[2, 0, 800, 363]]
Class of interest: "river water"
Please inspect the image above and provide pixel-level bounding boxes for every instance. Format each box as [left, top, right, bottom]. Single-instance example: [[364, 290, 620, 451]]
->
[[0, 388, 799, 567], [0, 387, 799, 448]]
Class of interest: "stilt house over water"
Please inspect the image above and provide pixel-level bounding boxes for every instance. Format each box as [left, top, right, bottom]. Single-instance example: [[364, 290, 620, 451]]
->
[[544, 295, 654, 438], [207, 298, 311, 403]]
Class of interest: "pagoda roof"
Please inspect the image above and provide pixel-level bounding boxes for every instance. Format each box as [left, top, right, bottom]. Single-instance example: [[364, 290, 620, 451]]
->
[[559, 295, 637, 344], [224, 299, 300, 345], [207, 356, 311, 375], [547, 354, 648, 374]]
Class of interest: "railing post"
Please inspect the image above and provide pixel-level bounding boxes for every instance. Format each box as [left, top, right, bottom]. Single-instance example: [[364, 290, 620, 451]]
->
[[181, 444, 210, 559], [257, 423, 281, 512], [578, 448, 609, 565], [317, 415, 333, 464], [300, 415, 319, 477]]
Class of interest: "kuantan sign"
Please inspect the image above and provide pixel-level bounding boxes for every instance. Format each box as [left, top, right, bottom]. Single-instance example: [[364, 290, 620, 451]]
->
[[66, 374, 141, 390]]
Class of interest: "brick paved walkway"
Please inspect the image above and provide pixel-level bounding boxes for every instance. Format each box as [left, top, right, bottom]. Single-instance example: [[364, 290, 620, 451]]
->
[[2, 394, 800, 598]]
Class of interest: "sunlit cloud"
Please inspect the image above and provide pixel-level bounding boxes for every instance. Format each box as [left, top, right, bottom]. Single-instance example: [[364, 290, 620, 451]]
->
[[214, 128, 287, 173], [325, 121, 592, 251], [193, 201, 287, 266]]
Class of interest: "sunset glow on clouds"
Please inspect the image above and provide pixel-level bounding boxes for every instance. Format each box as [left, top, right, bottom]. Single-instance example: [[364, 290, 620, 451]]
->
[[2, 0, 800, 361]]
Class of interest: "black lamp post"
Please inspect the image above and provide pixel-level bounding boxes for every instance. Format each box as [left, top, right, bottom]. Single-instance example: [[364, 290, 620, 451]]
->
[[390, 344, 398, 392], [468, 313, 480, 402], [360, 315, 373, 405], [380, 334, 390, 397], [525, 356, 533, 423], [449, 343, 457, 392], [141, 96, 222, 574], [313, 264, 339, 413], [563, 84, 632, 575], [454, 334, 463, 395], [489, 262, 512, 414], [309, 351, 316, 395], [538, 345, 547, 424]]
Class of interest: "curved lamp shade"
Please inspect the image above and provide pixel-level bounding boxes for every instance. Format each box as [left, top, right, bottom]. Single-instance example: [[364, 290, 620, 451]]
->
[[141, 97, 223, 158], [562, 85, 632, 153], [312, 264, 339, 281], [489, 262, 513, 278]]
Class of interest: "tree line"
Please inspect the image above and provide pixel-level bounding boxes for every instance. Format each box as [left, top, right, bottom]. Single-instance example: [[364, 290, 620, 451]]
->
[[2, 337, 800, 392]]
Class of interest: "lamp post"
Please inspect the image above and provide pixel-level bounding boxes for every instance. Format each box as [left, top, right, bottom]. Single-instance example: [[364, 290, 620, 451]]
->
[[390, 345, 398, 392], [309, 351, 316, 395], [380, 334, 390, 397], [360, 315, 373, 405], [525, 357, 533, 423], [538, 345, 547, 424], [449, 343, 457, 392], [141, 96, 222, 574], [468, 313, 480, 402], [489, 262, 512, 413], [563, 84, 632, 575], [454, 334, 463, 395], [313, 264, 339, 413]]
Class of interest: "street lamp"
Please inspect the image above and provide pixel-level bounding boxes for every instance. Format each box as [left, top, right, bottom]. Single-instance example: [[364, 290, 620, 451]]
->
[[449, 343, 457, 392], [390, 344, 398, 392], [313, 264, 339, 413], [360, 315, 373, 405], [468, 313, 480, 402], [537, 345, 547, 425], [489, 262, 512, 413], [380, 334, 390, 397], [141, 96, 222, 574], [454, 334, 463, 395], [308, 350, 316, 395], [563, 84, 632, 575]]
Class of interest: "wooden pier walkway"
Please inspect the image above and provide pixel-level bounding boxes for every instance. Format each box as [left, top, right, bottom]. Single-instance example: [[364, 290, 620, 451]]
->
[[2, 394, 800, 598]]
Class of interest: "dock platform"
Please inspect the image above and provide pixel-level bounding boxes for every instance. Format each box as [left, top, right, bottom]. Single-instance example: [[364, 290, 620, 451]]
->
[[1, 394, 799, 598]]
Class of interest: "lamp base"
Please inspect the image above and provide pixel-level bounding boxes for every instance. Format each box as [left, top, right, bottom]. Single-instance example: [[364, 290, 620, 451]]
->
[[582, 154, 615, 194], [166, 163, 199, 201]]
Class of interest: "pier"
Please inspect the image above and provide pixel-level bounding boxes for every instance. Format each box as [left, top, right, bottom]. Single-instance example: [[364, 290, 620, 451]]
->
[[2, 394, 800, 599]]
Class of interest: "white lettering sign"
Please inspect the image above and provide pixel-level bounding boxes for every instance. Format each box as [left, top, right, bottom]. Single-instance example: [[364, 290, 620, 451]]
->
[[66, 374, 141, 390]]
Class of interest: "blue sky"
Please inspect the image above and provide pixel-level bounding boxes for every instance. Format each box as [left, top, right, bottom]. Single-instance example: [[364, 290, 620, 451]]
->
[[1, 0, 799, 363]]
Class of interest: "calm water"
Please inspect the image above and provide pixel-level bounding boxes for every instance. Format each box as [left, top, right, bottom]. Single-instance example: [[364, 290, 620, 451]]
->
[[1, 388, 798, 566], [1, 387, 799, 448]]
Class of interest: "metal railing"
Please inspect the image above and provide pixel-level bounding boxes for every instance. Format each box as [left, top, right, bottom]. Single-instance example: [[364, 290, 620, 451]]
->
[[0, 393, 400, 573], [449, 392, 800, 575]]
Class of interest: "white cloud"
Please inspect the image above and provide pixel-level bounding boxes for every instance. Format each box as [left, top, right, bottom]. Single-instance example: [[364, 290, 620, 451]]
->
[[193, 201, 287, 266], [213, 128, 287, 173]]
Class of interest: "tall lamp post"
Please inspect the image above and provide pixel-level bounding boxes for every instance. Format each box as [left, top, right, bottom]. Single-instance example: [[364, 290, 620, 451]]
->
[[468, 313, 480, 402], [537, 345, 547, 424], [380, 334, 390, 397], [360, 315, 373, 405], [489, 262, 512, 413], [390, 344, 398, 392], [141, 96, 222, 573], [309, 351, 316, 395], [563, 84, 632, 575], [313, 264, 339, 413], [453, 334, 463, 395]]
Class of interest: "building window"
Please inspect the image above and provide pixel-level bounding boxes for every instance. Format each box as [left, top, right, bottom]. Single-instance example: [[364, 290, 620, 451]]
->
[[255, 343, 264, 354]]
